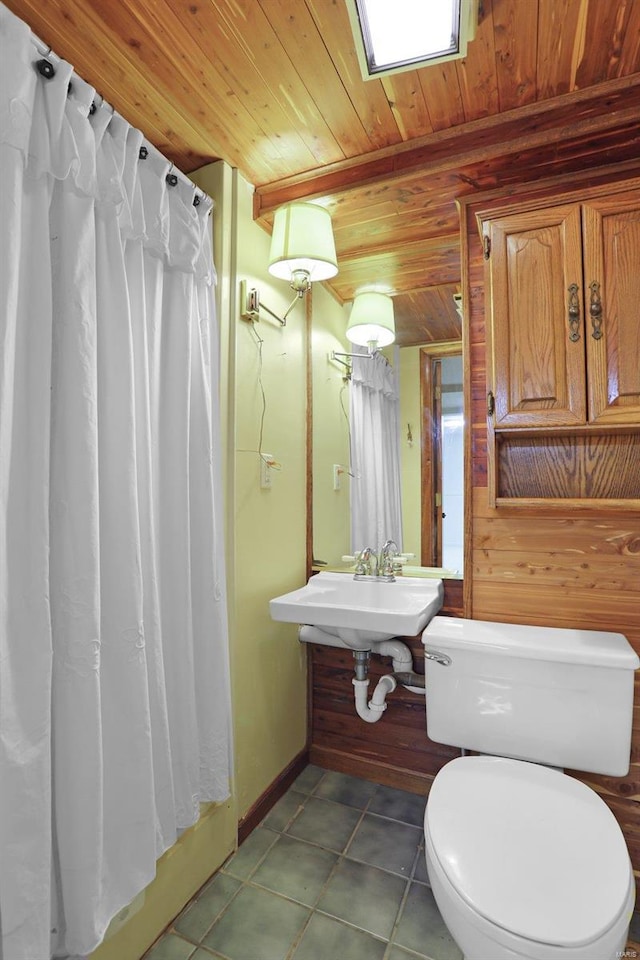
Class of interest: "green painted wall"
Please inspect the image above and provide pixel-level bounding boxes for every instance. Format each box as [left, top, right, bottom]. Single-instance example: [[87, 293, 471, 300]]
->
[[230, 172, 308, 818]]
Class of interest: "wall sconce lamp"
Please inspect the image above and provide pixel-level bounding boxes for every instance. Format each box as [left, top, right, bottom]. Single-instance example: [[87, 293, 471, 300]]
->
[[241, 201, 338, 326], [332, 292, 396, 367], [346, 292, 395, 349]]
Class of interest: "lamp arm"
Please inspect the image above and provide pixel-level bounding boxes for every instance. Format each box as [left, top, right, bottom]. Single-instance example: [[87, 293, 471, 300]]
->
[[257, 300, 287, 327], [260, 289, 302, 326], [281, 289, 305, 323]]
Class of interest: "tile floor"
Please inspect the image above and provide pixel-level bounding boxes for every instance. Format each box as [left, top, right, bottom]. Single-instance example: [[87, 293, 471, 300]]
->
[[142, 765, 462, 960]]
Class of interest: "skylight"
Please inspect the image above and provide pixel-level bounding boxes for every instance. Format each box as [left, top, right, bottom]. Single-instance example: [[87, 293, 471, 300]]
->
[[346, 0, 478, 80]]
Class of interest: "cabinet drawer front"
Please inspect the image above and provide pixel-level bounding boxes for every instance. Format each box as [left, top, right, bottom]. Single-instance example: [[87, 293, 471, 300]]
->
[[488, 205, 586, 427], [583, 192, 640, 424]]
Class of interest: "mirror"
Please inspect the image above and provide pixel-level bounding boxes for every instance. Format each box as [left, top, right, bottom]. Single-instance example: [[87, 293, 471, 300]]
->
[[311, 293, 463, 579]]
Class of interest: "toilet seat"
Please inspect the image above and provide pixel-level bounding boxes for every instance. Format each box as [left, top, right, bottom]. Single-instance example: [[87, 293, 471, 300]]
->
[[425, 756, 632, 948]]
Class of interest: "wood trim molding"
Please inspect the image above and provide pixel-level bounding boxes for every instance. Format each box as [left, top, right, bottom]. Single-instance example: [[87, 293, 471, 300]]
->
[[237, 749, 310, 845], [309, 745, 434, 798], [306, 288, 314, 582], [459, 167, 640, 226], [460, 201, 475, 618], [419, 341, 462, 567]]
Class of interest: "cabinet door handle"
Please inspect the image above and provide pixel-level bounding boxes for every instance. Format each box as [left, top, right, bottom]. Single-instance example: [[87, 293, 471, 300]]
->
[[487, 390, 495, 416], [589, 281, 603, 340], [567, 283, 581, 342]]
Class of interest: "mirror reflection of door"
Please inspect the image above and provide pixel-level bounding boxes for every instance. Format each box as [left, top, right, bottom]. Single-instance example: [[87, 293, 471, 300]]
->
[[420, 345, 463, 573]]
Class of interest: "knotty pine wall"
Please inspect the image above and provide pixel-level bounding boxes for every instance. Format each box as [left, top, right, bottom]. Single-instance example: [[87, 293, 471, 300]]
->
[[309, 580, 463, 790], [461, 166, 640, 893]]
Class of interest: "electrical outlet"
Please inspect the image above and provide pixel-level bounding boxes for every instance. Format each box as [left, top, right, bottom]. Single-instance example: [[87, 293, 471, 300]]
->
[[260, 454, 273, 489], [333, 464, 342, 491]]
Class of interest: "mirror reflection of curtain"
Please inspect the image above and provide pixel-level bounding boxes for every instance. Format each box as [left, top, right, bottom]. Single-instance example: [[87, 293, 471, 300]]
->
[[349, 348, 403, 553]]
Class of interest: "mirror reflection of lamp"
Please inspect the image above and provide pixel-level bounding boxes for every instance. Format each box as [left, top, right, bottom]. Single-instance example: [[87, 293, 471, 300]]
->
[[345, 292, 395, 352]]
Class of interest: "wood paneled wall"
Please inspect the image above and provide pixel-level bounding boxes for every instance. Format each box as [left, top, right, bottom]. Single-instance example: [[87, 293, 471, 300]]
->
[[461, 164, 640, 892], [309, 579, 463, 792]]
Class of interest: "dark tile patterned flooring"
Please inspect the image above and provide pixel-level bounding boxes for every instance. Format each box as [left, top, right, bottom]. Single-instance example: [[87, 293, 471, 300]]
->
[[142, 765, 462, 960]]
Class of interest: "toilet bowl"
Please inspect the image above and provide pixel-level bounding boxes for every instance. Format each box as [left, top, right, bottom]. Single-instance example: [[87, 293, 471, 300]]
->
[[424, 755, 634, 960]]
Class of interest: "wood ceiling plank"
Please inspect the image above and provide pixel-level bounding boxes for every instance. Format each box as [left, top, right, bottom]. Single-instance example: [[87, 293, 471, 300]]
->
[[536, 0, 585, 97], [336, 232, 460, 264], [394, 285, 462, 346], [328, 199, 398, 229], [455, 0, 500, 121], [460, 123, 640, 193], [380, 71, 433, 140], [418, 62, 466, 131], [192, 0, 346, 170], [492, 0, 538, 111], [305, 0, 402, 150], [335, 209, 459, 256], [617, 0, 640, 76], [257, 0, 374, 158], [576, 0, 640, 85], [333, 238, 461, 300], [151, 0, 332, 175], [105, 0, 301, 179], [322, 170, 462, 218]]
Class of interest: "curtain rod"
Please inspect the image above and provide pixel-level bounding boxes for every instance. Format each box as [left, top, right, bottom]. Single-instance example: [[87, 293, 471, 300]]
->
[[28, 29, 213, 209]]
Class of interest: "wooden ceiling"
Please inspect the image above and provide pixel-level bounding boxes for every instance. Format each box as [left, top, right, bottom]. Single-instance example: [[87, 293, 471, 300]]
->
[[7, 0, 640, 346]]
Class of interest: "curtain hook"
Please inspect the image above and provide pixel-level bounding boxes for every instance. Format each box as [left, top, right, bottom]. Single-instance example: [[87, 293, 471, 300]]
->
[[166, 165, 178, 187]]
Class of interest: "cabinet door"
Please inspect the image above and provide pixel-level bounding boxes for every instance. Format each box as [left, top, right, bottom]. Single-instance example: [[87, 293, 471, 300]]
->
[[487, 205, 586, 427], [582, 192, 640, 424]]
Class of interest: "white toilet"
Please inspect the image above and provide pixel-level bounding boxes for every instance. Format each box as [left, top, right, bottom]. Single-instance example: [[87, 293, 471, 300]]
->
[[421, 616, 639, 960]]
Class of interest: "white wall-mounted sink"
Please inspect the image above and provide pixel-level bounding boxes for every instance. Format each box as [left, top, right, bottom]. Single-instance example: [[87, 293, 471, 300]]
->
[[270, 572, 444, 649]]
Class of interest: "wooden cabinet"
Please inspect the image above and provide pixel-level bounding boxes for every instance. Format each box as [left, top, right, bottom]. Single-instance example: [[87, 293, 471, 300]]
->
[[480, 184, 640, 506], [484, 190, 640, 430], [582, 193, 640, 424]]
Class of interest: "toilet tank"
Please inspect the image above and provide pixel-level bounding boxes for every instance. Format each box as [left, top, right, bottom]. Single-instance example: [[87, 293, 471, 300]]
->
[[422, 617, 639, 776]]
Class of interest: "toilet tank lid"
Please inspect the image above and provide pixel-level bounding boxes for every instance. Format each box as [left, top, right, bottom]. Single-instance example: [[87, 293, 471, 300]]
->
[[422, 616, 639, 669]]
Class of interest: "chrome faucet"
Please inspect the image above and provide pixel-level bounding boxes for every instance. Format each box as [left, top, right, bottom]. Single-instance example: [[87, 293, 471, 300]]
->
[[354, 546, 378, 578], [379, 540, 399, 580], [353, 541, 400, 581]]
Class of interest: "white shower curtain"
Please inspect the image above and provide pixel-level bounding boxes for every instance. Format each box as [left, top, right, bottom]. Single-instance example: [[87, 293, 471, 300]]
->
[[0, 7, 232, 960], [349, 348, 403, 554]]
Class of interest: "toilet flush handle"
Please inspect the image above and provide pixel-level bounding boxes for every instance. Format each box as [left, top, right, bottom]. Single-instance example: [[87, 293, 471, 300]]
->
[[424, 648, 452, 666]]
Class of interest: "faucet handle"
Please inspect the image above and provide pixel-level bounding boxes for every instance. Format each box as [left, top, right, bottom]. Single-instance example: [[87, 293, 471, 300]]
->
[[380, 554, 395, 577], [355, 546, 377, 577]]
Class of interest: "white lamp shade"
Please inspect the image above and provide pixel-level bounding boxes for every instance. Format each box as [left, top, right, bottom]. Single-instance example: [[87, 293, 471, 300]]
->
[[346, 292, 395, 347], [268, 202, 338, 282]]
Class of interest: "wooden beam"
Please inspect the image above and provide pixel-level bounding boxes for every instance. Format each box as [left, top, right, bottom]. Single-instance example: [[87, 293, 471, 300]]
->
[[255, 75, 640, 214]]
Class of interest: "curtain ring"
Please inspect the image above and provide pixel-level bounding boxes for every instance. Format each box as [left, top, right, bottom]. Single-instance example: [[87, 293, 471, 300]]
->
[[166, 166, 178, 187], [36, 58, 55, 79]]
